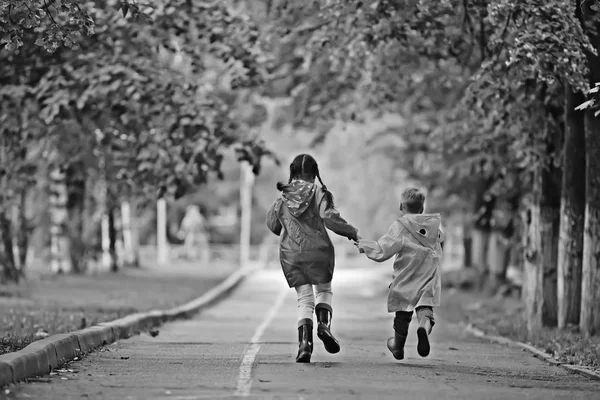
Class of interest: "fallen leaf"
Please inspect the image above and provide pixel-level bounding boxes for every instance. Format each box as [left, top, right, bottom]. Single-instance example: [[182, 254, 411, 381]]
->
[[34, 329, 49, 339]]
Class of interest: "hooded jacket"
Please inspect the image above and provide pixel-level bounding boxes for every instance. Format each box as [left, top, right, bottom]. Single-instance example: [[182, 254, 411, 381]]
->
[[266, 179, 359, 287], [358, 213, 443, 312]]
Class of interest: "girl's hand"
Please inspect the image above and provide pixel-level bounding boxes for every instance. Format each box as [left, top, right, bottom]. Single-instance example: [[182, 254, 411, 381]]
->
[[353, 240, 365, 253]]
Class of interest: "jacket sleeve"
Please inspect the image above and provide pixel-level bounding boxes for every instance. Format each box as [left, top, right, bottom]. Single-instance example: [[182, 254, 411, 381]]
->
[[266, 198, 283, 236], [319, 197, 359, 241], [357, 221, 404, 262]]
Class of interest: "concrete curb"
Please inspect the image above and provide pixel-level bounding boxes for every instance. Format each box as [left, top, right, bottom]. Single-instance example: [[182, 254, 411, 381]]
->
[[0, 264, 258, 387], [465, 324, 600, 381]]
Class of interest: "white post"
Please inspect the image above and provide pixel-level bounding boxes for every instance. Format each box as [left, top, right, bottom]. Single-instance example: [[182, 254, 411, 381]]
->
[[240, 163, 254, 269], [157, 197, 168, 265], [101, 214, 111, 270], [121, 200, 135, 266]]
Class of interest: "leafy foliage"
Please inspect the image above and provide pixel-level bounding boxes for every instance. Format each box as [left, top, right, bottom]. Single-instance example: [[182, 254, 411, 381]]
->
[[265, 0, 595, 207], [0, 0, 281, 280]]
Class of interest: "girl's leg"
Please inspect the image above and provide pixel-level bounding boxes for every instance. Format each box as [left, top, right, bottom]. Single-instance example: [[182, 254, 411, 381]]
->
[[314, 282, 340, 354], [295, 284, 315, 326], [294, 284, 314, 363], [314, 281, 333, 313]]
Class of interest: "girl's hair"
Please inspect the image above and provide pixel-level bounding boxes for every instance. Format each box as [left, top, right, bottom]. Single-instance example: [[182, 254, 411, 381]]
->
[[276, 154, 335, 209]]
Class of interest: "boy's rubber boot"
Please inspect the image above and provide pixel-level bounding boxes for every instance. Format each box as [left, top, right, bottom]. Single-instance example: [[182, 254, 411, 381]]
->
[[417, 318, 432, 358], [316, 307, 340, 354], [296, 322, 313, 363], [386, 332, 409, 360], [388, 312, 411, 360]]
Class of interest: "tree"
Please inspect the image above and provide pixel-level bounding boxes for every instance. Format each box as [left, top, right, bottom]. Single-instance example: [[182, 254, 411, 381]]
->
[[558, 82, 586, 329], [0, 65, 53, 281], [0, 0, 276, 279], [580, 0, 600, 336]]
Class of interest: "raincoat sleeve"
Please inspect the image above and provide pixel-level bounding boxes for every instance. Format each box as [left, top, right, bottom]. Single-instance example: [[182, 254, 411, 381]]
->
[[266, 198, 283, 236], [319, 199, 359, 241], [357, 221, 404, 262]]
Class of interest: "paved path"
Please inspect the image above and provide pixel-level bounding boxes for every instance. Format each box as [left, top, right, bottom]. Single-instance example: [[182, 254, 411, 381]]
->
[[7, 265, 600, 400]]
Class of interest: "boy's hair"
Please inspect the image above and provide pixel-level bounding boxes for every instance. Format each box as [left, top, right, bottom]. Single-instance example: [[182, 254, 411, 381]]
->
[[276, 154, 335, 209], [400, 188, 425, 214]]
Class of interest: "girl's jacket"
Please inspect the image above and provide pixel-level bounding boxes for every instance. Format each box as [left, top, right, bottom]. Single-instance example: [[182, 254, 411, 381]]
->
[[266, 179, 358, 287], [358, 213, 444, 312]]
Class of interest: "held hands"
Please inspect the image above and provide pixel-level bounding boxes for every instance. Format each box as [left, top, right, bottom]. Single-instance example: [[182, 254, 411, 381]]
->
[[351, 233, 365, 254]]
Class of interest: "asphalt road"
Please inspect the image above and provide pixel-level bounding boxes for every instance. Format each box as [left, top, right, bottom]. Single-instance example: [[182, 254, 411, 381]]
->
[[6, 265, 600, 400]]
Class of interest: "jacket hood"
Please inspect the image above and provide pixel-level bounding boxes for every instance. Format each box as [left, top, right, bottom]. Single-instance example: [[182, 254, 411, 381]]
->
[[279, 180, 317, 217], [399, 213, 442, 249]]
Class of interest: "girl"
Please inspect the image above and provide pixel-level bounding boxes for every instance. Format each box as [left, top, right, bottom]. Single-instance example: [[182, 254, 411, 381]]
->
[[266, 154, 360, 363]]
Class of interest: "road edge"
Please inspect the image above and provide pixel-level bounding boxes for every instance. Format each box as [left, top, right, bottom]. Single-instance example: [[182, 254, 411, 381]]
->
[[0, 264, 259, 388], [465, 324, 600, 382]]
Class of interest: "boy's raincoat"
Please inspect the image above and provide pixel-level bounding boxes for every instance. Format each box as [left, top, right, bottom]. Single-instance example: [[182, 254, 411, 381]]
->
[[266, 179, 358, 287], [358, 214, 444, 312]]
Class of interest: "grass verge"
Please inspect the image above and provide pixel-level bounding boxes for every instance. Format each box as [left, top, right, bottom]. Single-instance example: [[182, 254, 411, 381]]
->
[[441, 289, 600, 369], [0, 259, 237, 356]]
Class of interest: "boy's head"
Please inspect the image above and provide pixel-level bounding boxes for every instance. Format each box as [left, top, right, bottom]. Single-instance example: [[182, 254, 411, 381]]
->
[[399, 188, 425, 214]]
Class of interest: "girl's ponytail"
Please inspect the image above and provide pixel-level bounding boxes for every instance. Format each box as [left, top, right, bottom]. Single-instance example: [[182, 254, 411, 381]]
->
[[317, 173, 335, 210]]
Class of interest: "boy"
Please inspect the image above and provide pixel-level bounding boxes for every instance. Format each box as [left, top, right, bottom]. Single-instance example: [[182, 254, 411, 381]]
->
[[355, 188, 443, 360]]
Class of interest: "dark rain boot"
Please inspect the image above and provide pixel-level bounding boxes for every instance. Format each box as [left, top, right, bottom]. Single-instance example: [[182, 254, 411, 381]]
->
[[387, 311, 411, 360], [296, 319, 313, 363], [316, 306, 340, 354], [416, 307, 434, 358]]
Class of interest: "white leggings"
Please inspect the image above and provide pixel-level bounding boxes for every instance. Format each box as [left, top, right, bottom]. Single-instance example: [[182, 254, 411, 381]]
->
[[294, 282, 333, 326]]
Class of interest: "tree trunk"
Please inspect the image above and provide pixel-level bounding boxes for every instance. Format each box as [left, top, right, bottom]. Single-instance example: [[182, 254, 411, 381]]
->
[[557, 86, 586, 329], [524, 143, 562, 334], [66, 165, 86, 273], [49, 167, 72, 274], [13, 188, 30, 273], [121, 200, 140, 267], [463, 221, 473, 268], [580, 0, 600, 336], [108, 207, 119, 272], [486, 231, 511, 294], [581, 112, 600, 335], [471, 182, 495, 291], [0, 208, 19, 284]]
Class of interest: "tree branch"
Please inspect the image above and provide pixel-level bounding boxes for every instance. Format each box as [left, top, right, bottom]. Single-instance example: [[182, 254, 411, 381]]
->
[[43, 0, 59, 26]]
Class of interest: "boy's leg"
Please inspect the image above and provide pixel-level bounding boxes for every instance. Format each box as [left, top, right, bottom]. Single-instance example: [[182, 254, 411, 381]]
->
[[387, 311, 412, 360], [314, 282, 340, 354], [294, 284, 315, 363], [415, 306, 435, 357]]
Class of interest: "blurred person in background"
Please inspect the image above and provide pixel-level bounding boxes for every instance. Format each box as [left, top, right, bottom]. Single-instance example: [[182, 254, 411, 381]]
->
[[179, 205, 210, 263]]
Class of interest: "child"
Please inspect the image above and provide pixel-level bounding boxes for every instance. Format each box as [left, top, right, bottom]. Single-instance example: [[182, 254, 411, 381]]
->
[[266, 154, 360, 363], [355, 188, 443, 360]]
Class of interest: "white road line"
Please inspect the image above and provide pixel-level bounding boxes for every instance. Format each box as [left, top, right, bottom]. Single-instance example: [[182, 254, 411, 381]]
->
[[234, 286, 289, 397]]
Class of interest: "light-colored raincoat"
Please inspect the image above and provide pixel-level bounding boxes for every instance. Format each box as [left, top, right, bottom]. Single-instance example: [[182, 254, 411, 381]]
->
[[358, 213, 444, 312], [266, 179, 359, 287]]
